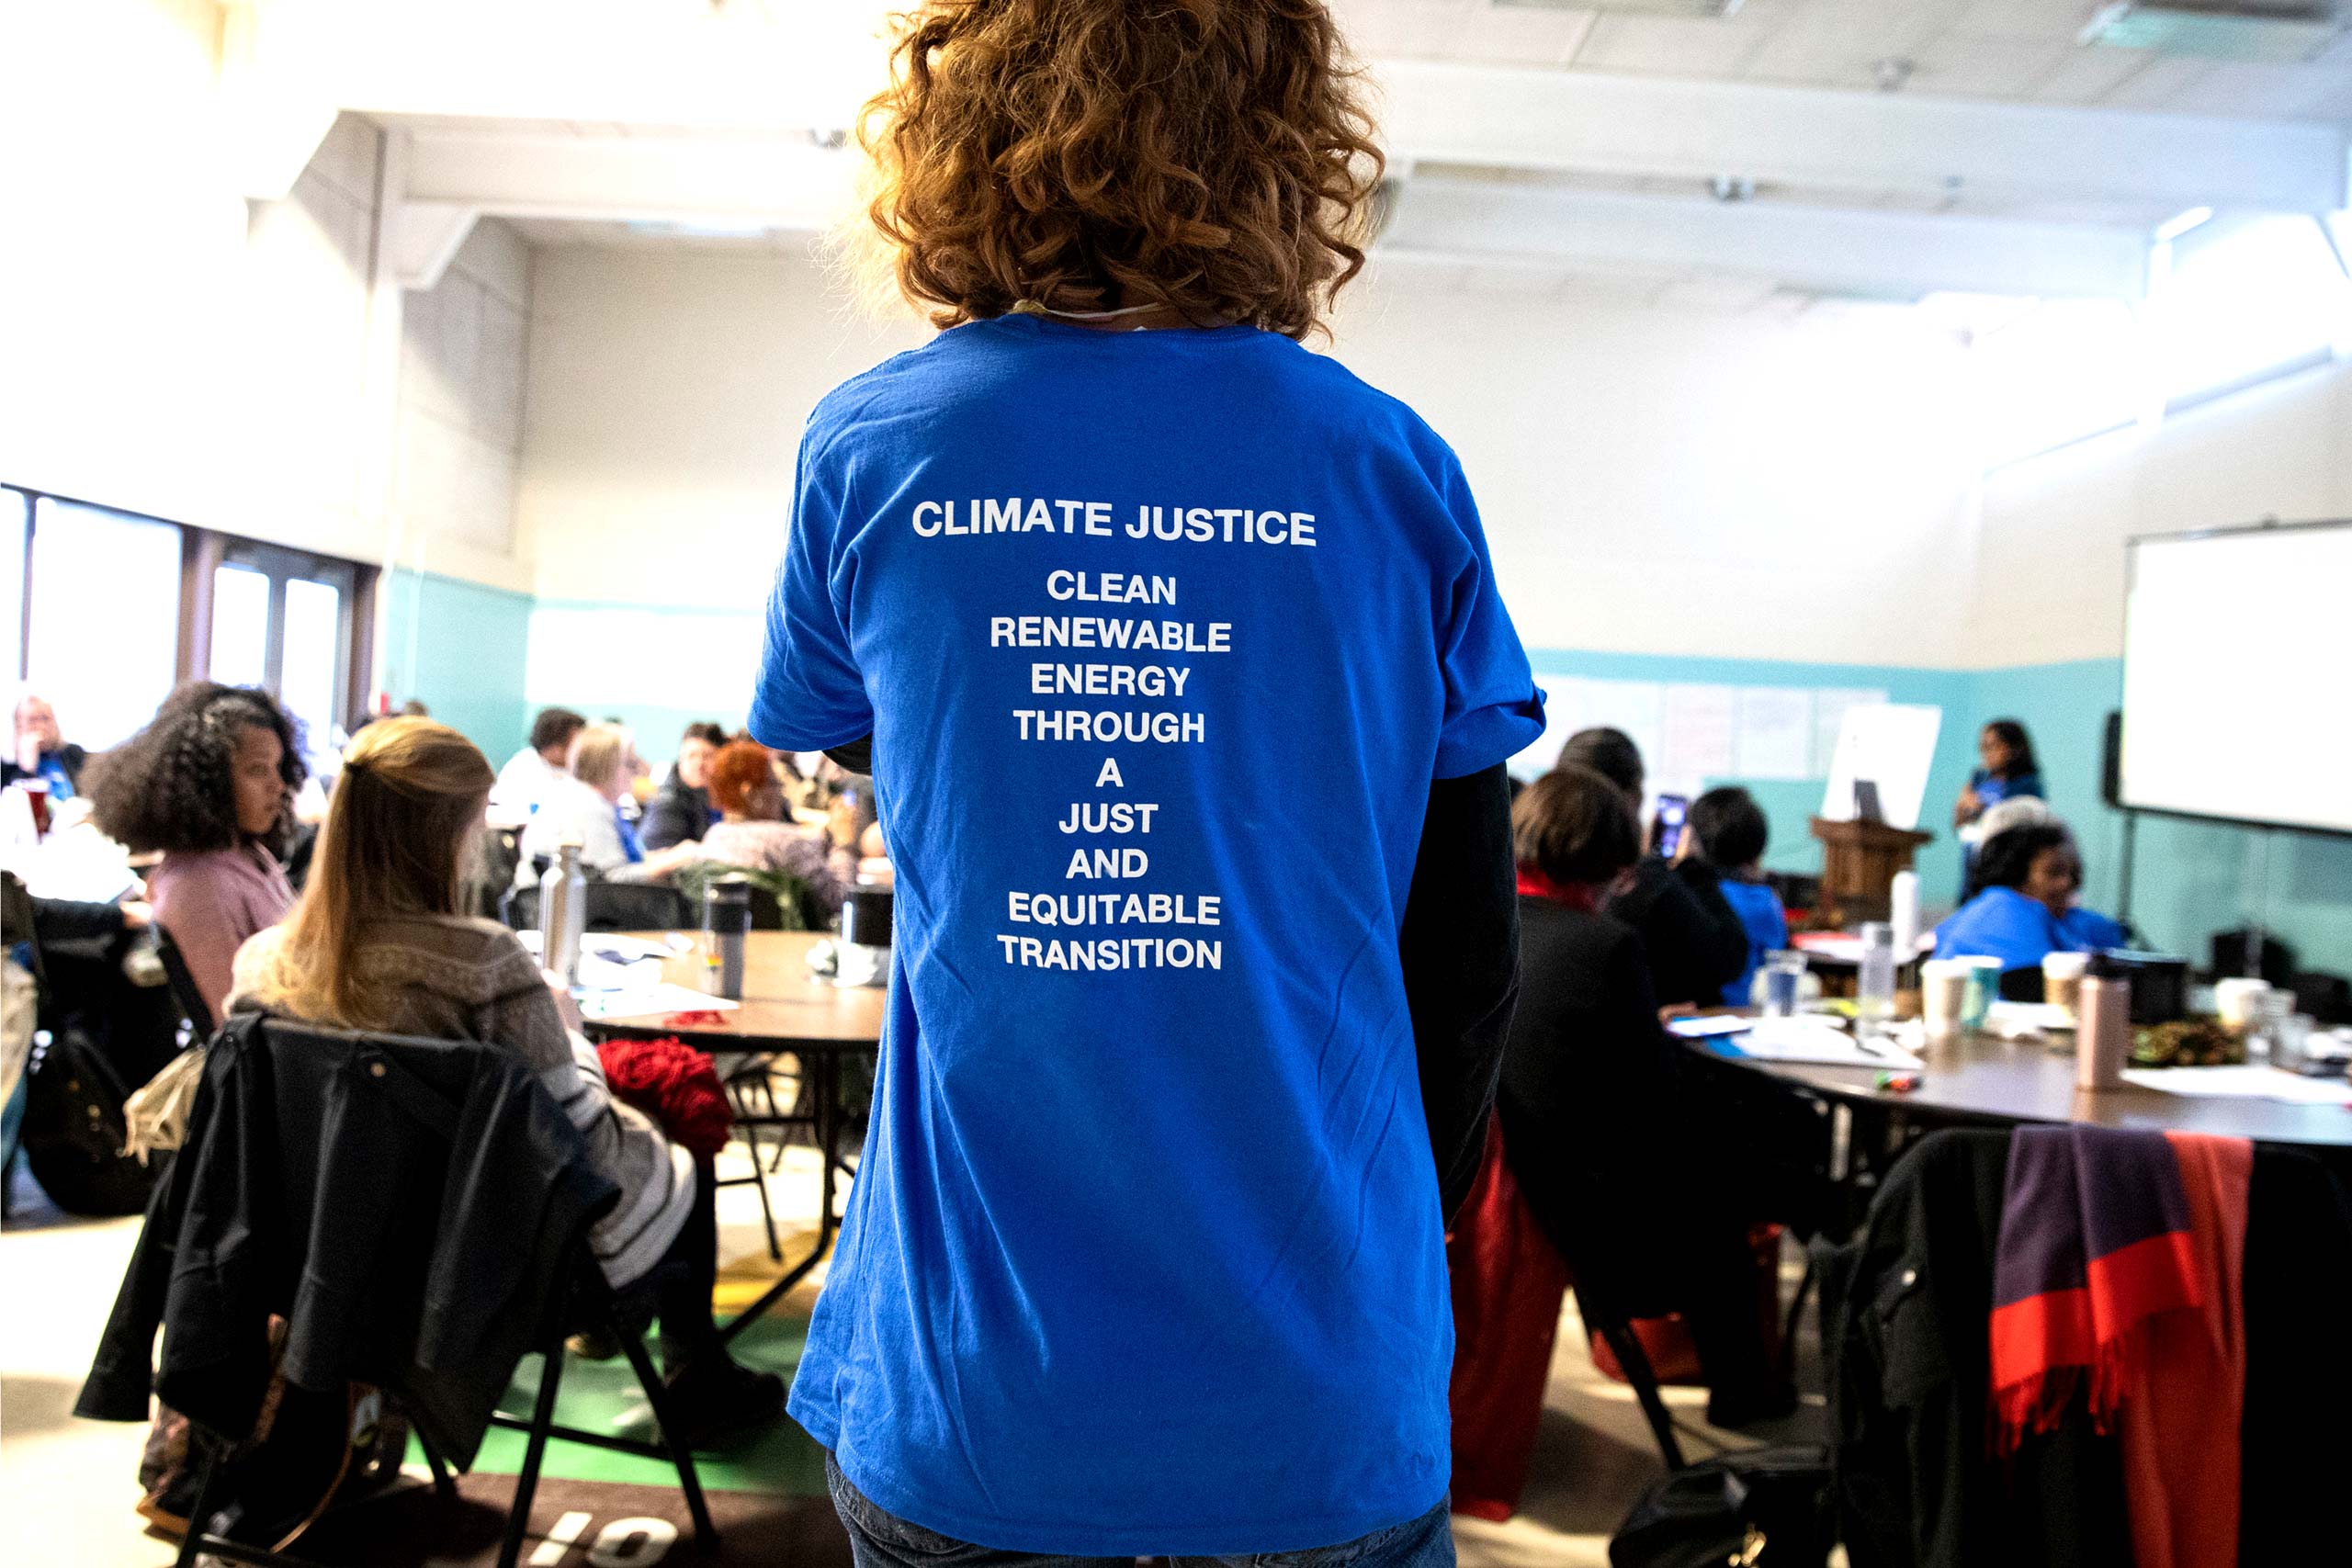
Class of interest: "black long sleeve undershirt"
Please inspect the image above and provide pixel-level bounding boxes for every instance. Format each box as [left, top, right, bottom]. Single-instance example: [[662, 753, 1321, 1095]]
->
[[1397, 762, 1520, 1226]]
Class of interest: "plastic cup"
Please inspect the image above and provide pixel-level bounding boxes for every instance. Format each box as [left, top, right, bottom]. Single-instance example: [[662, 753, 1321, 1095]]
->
[[1760, 951, 1806, 1019]]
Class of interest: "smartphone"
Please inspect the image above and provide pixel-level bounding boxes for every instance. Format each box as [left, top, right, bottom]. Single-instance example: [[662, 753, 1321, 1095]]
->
[[1649, 794, 1690, 859]]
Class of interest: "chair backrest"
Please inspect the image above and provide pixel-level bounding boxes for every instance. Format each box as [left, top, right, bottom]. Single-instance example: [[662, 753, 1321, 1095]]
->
[[1, 870, 42, 986], [151, 925, 218, 1038], [158, 1015, 617, 1465], [502, 880, 695, 934]]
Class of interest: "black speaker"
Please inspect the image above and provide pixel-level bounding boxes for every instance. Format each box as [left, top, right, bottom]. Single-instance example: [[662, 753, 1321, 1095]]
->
[[2101, 709, 2122, 808]]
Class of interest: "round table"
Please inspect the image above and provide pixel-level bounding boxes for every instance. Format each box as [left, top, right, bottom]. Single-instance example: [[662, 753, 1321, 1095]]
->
[[1691, 1027, 2352, 1148], [585, 931, 887, 1337]]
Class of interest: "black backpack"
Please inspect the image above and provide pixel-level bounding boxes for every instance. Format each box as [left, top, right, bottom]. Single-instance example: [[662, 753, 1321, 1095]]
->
[[20, 1021, 162, 1215], [1611, 1447, 1834, 1568]]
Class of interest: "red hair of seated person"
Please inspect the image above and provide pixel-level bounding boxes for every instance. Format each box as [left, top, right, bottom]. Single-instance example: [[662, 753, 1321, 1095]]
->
[[707, 740, 780, 818]]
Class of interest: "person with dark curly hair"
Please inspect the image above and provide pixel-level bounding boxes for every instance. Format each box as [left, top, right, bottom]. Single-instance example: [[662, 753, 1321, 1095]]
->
[[85, 682, 307, 1022], [752, 2, 1544, 1558], [1932, 819, 2127, 976]]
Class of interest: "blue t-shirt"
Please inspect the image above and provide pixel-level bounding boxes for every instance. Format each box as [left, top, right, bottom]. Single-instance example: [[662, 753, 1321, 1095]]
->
[[750, 315, 1544, 1554], [1932, 886, 2122, 972], [1715, 876, 1789, 1007]]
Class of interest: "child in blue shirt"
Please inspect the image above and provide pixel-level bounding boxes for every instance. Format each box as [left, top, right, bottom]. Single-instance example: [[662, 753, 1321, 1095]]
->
[[1687, 786, 1789, 1008]]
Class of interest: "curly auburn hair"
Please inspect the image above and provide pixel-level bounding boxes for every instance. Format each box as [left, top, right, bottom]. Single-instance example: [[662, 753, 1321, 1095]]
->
[[707, 740, 782, 818], [86, 682, 307, 855], [858, 0, 1385, 339]]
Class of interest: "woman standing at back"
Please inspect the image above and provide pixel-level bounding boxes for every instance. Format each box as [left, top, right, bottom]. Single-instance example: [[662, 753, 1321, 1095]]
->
[[754, 3, 1544, 1561]]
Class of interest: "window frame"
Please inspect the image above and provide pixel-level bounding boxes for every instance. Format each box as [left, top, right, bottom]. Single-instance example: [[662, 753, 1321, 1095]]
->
[[1, 481, 378, 739]]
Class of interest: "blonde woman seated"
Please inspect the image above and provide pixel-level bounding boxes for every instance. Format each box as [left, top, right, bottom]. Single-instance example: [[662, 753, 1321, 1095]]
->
[[229, 718, 783, 1443], [696, 740, 857, 921], [515, 722, 701, 887]]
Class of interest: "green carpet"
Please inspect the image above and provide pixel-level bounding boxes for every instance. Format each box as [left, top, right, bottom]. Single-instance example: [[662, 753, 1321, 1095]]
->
[[412, 1308, 825, 1496]]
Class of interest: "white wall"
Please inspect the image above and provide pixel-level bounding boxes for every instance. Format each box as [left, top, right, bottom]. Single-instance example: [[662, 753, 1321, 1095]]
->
[[1332, 266, 1984, 666], [0, 0, 532, 595], [396, 219, 532, 561], [518, 246, 929, 610], [1968, 359, 2352, 668], [515, 247, 1984, 670]]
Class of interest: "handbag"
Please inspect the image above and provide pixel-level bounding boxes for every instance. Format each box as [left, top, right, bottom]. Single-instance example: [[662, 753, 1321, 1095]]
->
[[1610, 1447, 1834, 1568], [20, 1022, 161, 1215]]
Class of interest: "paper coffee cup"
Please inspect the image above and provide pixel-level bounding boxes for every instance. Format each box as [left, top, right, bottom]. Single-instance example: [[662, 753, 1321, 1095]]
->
[[2215, 977, 2272, 1032], [1921, 959, 1970, 1038], [2043, 951, 2089, 1018]]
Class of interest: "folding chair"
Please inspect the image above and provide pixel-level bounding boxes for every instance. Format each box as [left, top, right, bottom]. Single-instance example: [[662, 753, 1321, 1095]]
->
[[158, 1021, 719, 1568]]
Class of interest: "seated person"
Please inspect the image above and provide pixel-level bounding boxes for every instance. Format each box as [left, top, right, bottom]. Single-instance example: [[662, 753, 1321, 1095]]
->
[[229, 717, 782, 1441], [1687, 786, 1788, 1007], [6, 690, 86, 798], [1498, 765, 1792, 1426], [1555, 728, 1747, 1009], [492, 706, 586, 818], [1933, 821, 2124, 973], [695, 740, 858, 920], [517, 724, 702, 886], [86, 683, 308, 1023], [640, 723, 726, 852]]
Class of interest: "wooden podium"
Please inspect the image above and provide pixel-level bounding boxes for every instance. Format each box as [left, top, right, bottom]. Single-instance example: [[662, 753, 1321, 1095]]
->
[[1810, 816, 1932, 927]]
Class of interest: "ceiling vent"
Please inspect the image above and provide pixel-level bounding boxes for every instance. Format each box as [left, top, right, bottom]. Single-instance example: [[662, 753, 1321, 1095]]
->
[[2080, 1, 2346, 62], [1494, 0, 1744, 17]]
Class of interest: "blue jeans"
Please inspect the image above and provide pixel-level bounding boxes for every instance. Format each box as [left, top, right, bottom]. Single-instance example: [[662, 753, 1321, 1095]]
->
[[824, 1454, 1454, 1568]]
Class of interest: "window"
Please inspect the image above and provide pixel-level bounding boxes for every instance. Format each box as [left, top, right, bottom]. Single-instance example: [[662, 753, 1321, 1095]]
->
[[208, 539, 363, 771], [1, 483, 376, 763], [2150, 215, 2352, 409], [27, 498, 184, 750], [0, 490, 24, 684]]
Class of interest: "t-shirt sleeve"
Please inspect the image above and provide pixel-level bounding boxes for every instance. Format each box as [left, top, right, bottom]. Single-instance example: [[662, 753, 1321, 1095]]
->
[[749, 429, 876, 751], [1431, 457, 1545, 780]]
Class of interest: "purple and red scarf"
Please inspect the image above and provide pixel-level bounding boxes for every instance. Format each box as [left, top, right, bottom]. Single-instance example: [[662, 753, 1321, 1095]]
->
[[1987, 1124, 2203, 1452]]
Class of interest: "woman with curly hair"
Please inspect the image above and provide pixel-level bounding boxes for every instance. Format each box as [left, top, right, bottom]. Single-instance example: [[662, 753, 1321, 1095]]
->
[[86, 682, 307, 1022], [755, 3, 1542, 1558]]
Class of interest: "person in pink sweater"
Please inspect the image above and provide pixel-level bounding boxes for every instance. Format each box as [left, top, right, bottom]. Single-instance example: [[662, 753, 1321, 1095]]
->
[[86, 682, 307, 1024]]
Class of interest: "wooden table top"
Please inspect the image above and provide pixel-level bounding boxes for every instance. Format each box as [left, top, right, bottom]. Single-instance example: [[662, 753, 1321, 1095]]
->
[[1695, 1027, 2352, 1147], [591, 931, 887, 1050]]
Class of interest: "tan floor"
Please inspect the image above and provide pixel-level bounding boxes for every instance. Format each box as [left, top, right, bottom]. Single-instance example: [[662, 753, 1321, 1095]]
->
[[1, 1146, 1826, 1568]]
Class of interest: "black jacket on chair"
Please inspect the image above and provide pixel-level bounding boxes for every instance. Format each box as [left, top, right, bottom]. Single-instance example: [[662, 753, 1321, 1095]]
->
[[639, 773, 714, 852], [1495, 896, 1709, 1303], [77, 1015, 617, 1468]]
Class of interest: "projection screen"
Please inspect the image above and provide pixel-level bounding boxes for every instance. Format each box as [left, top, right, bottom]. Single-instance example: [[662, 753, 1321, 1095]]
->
[[2120, 519, 2352, 835]]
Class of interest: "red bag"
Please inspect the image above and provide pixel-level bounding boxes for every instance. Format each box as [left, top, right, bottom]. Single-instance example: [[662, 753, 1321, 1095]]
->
[[1445, 1114, 1571, 1522]]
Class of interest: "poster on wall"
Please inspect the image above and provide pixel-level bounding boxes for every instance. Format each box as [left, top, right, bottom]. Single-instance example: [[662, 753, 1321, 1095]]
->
[[1734, 688, 1814, 780]]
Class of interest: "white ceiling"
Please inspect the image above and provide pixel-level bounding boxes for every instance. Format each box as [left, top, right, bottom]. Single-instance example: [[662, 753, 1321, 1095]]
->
[[225, 0, 2352, 308], [1335, 0, 2352, 121]]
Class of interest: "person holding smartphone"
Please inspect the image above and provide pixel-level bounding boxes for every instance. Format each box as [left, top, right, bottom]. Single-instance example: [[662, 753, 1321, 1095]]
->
[[1555, 728, 1747, 1011]]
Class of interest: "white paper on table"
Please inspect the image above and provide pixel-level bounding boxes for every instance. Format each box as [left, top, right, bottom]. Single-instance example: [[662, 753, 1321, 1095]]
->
[[1657, 683, 1739, 797], [582, 935, 686, 964], [2120, 1066, 2352, 1105], [1984, 1000, 2074, 1037], [1734, 688, 1815, 780], [1667, 1014, 1754, 1039], [576, 984, 741, 1020], [1723, 1019, 1924, 1070], [1811, 688, 1891, 778]]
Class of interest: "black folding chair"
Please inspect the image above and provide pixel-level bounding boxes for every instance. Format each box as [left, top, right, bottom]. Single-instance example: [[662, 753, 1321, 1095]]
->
[[502, 880, 695, 934], [163, 1021, 718, 1568], [151, 925, 217, 1041], [1571, 1283, 1689, 1472]]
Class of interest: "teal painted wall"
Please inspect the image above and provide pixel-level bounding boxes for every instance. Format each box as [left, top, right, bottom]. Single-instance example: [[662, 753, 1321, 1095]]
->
[[1972, 658, 2352, 978], [1530, 645, 2352, 979], [380, 570, 535, 764], [1525, 648, 1977, 906]]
